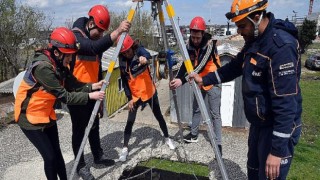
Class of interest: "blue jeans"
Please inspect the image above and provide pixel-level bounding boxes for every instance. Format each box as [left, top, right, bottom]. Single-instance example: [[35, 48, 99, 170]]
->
[[191, 86, 222, 145]]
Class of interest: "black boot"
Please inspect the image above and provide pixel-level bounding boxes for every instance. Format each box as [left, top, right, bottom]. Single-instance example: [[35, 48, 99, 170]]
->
[[218, 145, 222, 157], [94, 151, 115, 166], [77, 166, 95, 180]]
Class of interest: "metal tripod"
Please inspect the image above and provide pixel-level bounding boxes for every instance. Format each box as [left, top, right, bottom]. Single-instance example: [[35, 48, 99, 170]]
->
[[68, 2, 139, 180], [69, 0, 229, 179]]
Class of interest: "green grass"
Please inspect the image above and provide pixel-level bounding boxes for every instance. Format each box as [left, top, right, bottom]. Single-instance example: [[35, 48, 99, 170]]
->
[[307, 42, 320, 49], [139, 158, 210, 177], [287, 78, 320, 179]]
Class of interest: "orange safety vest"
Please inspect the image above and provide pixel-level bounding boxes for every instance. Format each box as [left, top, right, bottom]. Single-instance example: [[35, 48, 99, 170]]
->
[[14, 51, 57, 124], [195, 49, 221, 91], [72, 27, 100, 83], [128, 67, 155, 102]]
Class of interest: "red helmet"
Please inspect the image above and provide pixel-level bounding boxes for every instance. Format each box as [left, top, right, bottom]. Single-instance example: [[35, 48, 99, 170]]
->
[[118, 35, 134, 53], [190, 16, 206, 31], [49, 27, 78, 54], [88, 5, 110, 31]]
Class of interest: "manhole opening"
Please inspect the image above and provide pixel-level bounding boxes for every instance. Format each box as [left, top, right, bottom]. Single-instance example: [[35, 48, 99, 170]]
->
[[119, 158, 210, 180]]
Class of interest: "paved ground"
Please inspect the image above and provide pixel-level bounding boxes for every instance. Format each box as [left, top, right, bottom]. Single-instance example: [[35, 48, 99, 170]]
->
[[0, 80, 249, 180]]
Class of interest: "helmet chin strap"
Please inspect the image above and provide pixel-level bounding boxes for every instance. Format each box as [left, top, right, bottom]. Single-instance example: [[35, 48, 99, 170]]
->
[[246, 12, 264, 38], [55, 54, 65, 68]]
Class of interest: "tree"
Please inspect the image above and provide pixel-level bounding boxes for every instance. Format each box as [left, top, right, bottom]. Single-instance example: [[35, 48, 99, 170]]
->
[[107, 8, 156, 50], [0, 0, 52, 82], [298, 18, 317, 53]]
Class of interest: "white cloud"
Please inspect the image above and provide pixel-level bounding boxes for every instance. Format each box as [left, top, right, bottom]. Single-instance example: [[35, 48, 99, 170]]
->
[[110, 0, 133, 8], [270, 0, 305, 7], [25, 0, 49, 7], [207, 0, 230, 8], [24, 0, 89, 7]]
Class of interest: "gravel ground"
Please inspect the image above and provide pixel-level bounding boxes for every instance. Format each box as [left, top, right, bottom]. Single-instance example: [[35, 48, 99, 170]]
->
[[0, 80, 249, 180]]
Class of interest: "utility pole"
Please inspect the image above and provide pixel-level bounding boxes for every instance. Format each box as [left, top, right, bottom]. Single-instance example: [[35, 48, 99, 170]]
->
[[226, 20, 231, 35], [177, 16, 180, 26], [293, 10, 298, 26]]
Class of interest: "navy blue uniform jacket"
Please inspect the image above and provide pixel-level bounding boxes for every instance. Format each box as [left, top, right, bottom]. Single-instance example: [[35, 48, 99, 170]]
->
[[202, 13, 302, 157]]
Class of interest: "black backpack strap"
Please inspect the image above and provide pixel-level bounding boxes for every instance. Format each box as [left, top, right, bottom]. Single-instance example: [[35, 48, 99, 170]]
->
[[211, 40, 221, 69], [69, 54, 76, 74]]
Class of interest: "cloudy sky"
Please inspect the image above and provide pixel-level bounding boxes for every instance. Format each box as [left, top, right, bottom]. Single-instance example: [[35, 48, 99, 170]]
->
[[20, 0, 319, 27]]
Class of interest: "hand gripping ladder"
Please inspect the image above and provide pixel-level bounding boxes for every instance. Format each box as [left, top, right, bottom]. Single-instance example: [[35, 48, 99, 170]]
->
[[68, 2, 139, 180], [152, 0, 229, 179]]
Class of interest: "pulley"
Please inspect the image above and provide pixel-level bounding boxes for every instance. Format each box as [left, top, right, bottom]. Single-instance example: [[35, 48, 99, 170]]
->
[[155, 58, 168, 80]]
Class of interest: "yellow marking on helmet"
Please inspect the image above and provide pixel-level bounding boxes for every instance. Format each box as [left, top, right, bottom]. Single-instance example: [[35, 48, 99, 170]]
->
[[166, 4, 175, 18], [127, 9, 135, 22], [108, 61, 116, 73], [159, 11, 165, 23], [184, 60, 194, 73]]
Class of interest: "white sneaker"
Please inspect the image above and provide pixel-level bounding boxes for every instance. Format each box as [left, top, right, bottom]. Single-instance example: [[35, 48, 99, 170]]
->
[[165, 138, 176, 150], [118, 147, 128, 162]]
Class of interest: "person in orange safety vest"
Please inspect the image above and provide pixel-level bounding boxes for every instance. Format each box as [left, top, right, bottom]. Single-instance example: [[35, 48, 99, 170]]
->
[[67, 5, 131, 179], [117, 35, 176, 162], [169, 16, 223, 155], [14, 27, 106, 180]]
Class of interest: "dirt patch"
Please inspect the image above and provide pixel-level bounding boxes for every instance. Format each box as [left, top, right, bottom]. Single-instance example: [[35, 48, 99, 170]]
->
[[0, 112, 14, 130], [0, 94, 15, 130], [0, 94, 14, 104]]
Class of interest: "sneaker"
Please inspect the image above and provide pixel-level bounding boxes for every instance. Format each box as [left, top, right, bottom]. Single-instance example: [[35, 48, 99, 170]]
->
[[118, 147, 129, 162], [77, 166, 95, 180], [165, 138, 176, 150], [183, 133, 198, 143]]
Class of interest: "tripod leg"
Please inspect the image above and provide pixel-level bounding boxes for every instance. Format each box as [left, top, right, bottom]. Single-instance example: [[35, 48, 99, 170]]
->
[[156, 1, 184, 143], [162, 0, 229, 179]]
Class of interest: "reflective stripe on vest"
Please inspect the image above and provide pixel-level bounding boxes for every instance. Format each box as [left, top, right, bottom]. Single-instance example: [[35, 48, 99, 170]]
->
[[72, 27, 100, 83], [14, 58, 57, 124], [128, 67, 155, 102]]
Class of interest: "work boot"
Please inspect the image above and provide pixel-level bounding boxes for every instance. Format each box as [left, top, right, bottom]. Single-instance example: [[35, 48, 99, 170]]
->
[[94, 152, 115, 166], [77, 166, 95, 180]]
